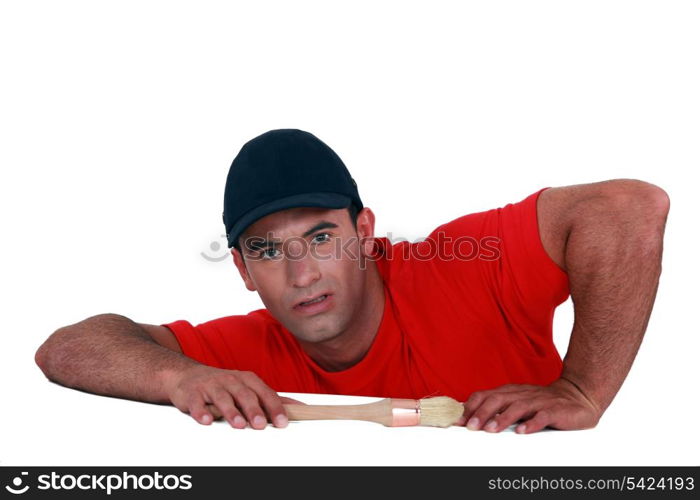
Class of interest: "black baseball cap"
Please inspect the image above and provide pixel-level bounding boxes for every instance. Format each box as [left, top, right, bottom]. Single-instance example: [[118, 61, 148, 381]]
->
[[223, 129, 364, 249]]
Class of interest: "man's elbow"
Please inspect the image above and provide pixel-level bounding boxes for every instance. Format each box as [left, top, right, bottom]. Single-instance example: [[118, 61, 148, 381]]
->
[[35, 313, 131, 376], [34, 342, 47, 371], [35, 326, 67, 375], [35, 320, 86, 375], [645, 182, 670, 217], [604, 179, 670, 217]]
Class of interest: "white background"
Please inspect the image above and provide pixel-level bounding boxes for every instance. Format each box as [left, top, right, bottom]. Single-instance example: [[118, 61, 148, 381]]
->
[[1, 0, 698, 466]]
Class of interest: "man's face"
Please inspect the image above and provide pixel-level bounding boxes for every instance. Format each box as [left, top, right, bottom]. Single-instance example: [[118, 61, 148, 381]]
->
[[232, 206, 375, 344]]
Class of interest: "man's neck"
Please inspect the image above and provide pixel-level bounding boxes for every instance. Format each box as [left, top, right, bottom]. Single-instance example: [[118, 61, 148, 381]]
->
[[299, 260, 385, 372]]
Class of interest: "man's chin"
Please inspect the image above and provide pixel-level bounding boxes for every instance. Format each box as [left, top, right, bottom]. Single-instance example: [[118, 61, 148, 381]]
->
[[292, 324, 345, 345], [281, 310, 348, 343]]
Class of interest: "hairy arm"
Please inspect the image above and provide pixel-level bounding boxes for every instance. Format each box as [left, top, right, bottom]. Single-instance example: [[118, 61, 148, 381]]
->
[[462, 179, 670, 433], [557, 179, 670, 413], [35, 313, 197, 404], [36, 313, 292, 429]]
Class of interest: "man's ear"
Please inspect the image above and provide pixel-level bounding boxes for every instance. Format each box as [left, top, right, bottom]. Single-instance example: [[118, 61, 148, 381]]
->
[[232, 247, 257, 292], [355, 207, 377, 257]]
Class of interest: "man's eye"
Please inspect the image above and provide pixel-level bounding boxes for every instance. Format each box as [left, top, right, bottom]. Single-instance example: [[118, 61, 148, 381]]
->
[[260, 248, 280, 259], [313, 233, 332, 243]]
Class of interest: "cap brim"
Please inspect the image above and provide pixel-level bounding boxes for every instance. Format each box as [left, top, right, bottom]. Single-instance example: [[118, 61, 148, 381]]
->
[[227, 192, 353, 248]]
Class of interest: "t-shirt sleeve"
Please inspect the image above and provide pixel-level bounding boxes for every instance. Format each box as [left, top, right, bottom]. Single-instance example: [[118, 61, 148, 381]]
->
[[424, 187, 570, 324], [160, 310, 271, 370], [495, 187, 570, 312]]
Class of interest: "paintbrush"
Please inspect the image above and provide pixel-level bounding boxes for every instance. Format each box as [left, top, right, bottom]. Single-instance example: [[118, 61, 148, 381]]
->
[[205, 396, 464, 428]]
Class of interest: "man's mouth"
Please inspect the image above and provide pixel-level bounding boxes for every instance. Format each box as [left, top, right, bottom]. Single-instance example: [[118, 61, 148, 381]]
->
[[294, 293, 332, 308]]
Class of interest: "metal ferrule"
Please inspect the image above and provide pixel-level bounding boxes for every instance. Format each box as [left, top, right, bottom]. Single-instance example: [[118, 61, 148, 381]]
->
[[390, 399, 421, 427]]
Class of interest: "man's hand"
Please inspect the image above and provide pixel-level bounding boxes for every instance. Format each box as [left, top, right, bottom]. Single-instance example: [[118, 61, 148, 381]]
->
[[458, 378, 603, 434], [161, 364, 291, 430]]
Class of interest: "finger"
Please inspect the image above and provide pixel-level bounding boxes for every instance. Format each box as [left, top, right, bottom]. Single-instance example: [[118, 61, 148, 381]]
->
[[240, 374, 292, 428], [463, 386, 536, 420], [515, 409, 552, 434], [208, 388, 247, 429], [466, 394, 510, 431], [187, 395, 214, 426], [242, 378, 289, 428], [462, 391, 487, 420], [230, 386, 268, 430], [490, 384, 523, 392], [483, 401, 536, 433], [260, 388, 288, 428], [462, 388, 524, 419]]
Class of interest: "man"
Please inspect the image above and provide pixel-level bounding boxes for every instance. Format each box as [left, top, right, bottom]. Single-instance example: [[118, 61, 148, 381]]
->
[[35, 129, 670, 434]]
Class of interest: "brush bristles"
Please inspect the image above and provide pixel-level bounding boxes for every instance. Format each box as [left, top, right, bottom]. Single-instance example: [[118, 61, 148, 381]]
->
[[418, 396, 464, 427]]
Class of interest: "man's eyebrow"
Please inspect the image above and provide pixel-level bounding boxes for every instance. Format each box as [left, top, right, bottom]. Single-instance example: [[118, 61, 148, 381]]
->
[[245, 238, 279, 252], [302, 220, 339, 238], [244, 221, 339, 252]]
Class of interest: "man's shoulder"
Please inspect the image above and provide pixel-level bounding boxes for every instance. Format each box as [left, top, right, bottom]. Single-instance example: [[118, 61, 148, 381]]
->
[[194, 308, 286, 338]]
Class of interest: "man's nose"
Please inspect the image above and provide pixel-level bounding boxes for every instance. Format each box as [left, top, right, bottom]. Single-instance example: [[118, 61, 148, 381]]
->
[[286, 240, 321, 288]]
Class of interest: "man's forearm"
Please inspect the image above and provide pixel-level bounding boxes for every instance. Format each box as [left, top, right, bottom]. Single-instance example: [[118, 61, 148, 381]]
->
[[559, 186, 669, 414], [35, 313, 198, 404]]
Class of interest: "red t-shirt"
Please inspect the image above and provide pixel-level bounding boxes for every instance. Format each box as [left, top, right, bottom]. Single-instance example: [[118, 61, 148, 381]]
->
[[162, 187, 570, 402]]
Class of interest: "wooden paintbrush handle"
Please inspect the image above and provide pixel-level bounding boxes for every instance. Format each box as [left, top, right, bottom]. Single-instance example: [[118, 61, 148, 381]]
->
[[206, 398, 394, 426]]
